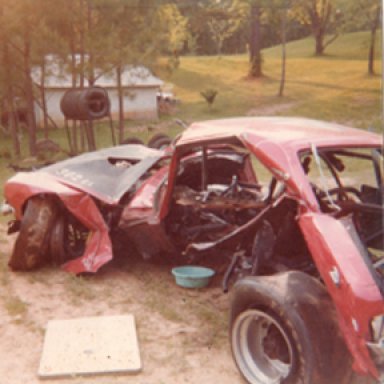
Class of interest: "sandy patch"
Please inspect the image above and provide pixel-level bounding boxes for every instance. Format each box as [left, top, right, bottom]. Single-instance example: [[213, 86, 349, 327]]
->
[[0, 224, 241, 384]]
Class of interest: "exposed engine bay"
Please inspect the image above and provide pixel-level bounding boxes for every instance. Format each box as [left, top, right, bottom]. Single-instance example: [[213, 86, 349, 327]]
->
[[161, 147, 313, 290]]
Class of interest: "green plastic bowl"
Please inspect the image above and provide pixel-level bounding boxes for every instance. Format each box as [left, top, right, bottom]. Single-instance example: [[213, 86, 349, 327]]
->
[[171, 266, 215, 288]]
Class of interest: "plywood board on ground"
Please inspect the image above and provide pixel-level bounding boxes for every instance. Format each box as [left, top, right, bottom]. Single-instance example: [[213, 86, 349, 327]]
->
[[38, 314, 141, 378]]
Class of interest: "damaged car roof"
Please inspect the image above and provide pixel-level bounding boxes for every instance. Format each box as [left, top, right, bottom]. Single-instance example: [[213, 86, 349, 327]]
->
[[41, 144, 164, 204], [177, 117, 381, 149], [175, 117, 381, 210]]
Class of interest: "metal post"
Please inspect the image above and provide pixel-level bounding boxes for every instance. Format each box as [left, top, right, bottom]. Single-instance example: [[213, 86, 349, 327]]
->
[[64, 119, 73, 155], [109, 113, 116, 146]]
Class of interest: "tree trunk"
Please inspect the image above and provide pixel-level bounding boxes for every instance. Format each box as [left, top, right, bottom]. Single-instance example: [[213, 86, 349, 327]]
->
[[368, 7, 380, 75], [69, 38, 78, 154], [309, 0, 333, 56], [23, 31, 37, 156], [249, 2, 262, 78], [0, 4, 20, 157], [278, 6, 287, 97], [40, 59, 50, 138], [315, 33, 324, 55], [8, 98, 20, 157], [79, 0, 87, 152], [2, 46, 20, 156], [85, 0, 96, 151], [86, 0, 95, 86]]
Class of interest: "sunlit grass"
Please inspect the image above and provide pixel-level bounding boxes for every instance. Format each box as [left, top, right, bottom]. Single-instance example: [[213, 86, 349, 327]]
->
[[166, 31, 381, 130]]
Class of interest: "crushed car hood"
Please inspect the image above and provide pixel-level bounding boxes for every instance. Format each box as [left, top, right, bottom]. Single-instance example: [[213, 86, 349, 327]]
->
[[41, 145, 164, 204]]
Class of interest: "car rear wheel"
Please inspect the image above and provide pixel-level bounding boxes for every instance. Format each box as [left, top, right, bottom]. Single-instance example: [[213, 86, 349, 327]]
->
[[232, 308, 294, 383], [121, 137, 144, 145], [230, 272, 352, 384], [148, 133, 171, 149], [9, 196, 58, 270]]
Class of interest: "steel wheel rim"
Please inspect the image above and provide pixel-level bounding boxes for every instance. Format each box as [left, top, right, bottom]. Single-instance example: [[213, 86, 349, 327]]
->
[[232, 309, 294, 384]]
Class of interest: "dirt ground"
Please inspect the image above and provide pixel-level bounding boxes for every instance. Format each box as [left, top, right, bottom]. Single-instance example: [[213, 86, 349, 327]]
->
[[0, 224, 244, 384], [0, 223, 375, 384]]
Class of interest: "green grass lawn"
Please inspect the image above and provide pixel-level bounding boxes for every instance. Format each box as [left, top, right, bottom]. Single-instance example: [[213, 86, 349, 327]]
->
[[167, 31, 381, 129], [0, 30, 381, 201]]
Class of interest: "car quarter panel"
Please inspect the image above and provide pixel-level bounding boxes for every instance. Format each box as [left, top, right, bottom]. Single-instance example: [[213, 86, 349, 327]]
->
[[299, 212, 384, 378]]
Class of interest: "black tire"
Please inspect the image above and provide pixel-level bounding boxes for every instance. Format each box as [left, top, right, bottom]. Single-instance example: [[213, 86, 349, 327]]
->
[[50, 214, 89, 265], [230, 271, 352, 384], [9, 196, 58, 271], [147, 133, 171, 149], [121, 137, 144, 145]]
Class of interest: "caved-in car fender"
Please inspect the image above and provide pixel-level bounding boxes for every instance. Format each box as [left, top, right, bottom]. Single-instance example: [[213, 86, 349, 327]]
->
[[5, 145, 166, 273], [299, 212, 384, 379], [4, 172, 112, 274]]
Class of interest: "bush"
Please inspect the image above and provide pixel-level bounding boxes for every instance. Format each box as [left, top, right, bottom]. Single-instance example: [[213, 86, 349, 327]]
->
[[200, 89, 218, 107]]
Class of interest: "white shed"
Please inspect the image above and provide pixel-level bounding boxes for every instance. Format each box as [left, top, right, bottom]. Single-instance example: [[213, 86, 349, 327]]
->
[[33, 62, 163, 127]]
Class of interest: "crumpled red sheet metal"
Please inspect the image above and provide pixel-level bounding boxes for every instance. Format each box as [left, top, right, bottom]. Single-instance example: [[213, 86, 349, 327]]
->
[[5, 172, 112, 274], [59, 192, 112, 273], [299, 212, 384, 378]]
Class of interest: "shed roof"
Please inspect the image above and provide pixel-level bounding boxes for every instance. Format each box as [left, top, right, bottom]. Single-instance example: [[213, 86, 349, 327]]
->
[[32, 56, 163, 89]]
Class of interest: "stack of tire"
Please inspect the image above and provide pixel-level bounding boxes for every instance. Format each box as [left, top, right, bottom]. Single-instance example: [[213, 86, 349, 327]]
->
[[60, 87, 110, 121]]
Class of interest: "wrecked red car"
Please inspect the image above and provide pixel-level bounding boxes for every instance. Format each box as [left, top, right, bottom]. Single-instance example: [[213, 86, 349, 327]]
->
[[2, 117, 383, 383]]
